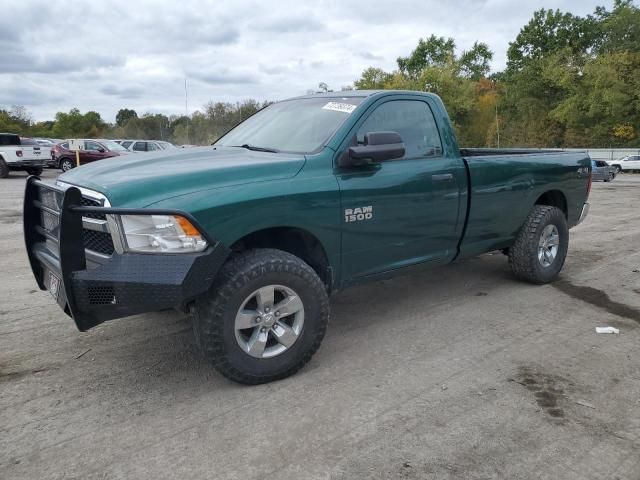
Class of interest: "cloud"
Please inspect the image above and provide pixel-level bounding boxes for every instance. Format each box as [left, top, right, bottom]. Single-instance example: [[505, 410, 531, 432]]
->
[[0, 49, 124, 74], [255, 14, 325, 33], [100, 84, 145, 99], [0, 0, 607, 121], [358, 52, 384, 61], [0, 84, 64, 106], [188, 68, 258, 85]]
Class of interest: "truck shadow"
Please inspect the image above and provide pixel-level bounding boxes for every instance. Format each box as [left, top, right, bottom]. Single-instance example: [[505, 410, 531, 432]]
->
[[58, 254, 513, 394]]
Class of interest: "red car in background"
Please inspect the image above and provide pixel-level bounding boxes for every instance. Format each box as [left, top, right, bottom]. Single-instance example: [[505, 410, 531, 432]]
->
[[50, 139, 130, 171]]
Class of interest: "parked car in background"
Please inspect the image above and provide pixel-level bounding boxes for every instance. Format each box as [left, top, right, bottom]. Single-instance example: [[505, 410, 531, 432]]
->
[[123, 140, 177, 152], [591, 160, 616, 182], [0, 133, 46, 177], [22, 137, 52, 163], [52, 139, 129, 172], [34, 138, 54, 147], [608, 155, 640, 173]]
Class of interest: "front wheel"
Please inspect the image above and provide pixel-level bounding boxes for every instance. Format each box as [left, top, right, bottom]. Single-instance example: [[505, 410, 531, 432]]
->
[[25, 167, 43, 176], [192, 249, 329, 384], [508, 206, 569, 284], [60, 158, 74, 172]]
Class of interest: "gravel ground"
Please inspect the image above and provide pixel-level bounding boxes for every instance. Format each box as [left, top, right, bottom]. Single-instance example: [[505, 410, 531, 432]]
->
[[1, 169, 639, 480]]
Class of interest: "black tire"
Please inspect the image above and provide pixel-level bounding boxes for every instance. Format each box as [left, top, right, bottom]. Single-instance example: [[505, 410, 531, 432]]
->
[[508, 205, 569, 284], [60, 158, 74, 172], [0, 158, 8, 178], [25, 167, 43, 176], [192, 248, 330, 384]]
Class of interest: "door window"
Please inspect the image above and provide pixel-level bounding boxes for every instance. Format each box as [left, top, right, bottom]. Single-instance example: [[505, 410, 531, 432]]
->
[[356, 100, 442, 159], [133, 142, 146, 151], [147, 142, 160, 151], [85, 141, 103, 151]]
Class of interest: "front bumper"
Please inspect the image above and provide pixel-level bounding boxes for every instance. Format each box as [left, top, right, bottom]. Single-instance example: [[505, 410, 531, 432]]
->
[[9, 159, 45, 169], [24, 177, 229, 331]]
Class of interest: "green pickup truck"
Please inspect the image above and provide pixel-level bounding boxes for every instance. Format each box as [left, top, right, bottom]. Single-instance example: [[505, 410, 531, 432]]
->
[[24, 90, 591, 384]]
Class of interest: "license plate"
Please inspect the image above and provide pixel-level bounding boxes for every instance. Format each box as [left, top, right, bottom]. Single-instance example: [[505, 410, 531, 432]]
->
[[49, 271, 61, 300]]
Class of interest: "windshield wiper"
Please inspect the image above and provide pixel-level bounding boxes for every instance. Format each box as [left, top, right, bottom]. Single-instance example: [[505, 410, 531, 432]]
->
[[232, 144, 279, 153]]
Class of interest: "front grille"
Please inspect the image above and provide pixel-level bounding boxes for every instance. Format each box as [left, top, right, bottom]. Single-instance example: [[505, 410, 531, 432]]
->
[[37, 185, 115, 256], [80, 197, 107, 220], [83, 229, 115, 255], [38, 189, 62, 239], [80, 195, 115, 256]]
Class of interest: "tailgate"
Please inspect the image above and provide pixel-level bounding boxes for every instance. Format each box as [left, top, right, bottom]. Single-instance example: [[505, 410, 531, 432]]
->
[[22, 146, 45, 161]]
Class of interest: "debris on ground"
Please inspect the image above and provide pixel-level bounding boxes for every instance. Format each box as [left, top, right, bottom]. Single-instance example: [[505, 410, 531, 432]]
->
[[75, 348, 92, 359], [574, 399, 596, 409], [595, 326, 619, 334]]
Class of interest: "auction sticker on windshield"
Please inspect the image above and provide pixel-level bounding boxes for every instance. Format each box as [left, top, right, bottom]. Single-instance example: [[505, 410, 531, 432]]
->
[[322, 102, 357, 114]]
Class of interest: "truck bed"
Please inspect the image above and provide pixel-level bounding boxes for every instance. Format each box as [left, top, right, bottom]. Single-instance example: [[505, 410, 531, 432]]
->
[[457, 150, 591, 259]]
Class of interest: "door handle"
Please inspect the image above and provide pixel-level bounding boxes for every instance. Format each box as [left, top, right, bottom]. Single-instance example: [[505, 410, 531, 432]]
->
[[431, 173, 453, 182]]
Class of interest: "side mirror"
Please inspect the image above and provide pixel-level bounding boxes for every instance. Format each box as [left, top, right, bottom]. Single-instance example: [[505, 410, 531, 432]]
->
[[340, 131, 405, 167], [97, 147, 105, 153]]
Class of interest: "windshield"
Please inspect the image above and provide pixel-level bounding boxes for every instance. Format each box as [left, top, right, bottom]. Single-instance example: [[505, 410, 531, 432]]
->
[[159, 141, 177, 149], [101, 140, 128, 151], [215, 97, 364, 153]]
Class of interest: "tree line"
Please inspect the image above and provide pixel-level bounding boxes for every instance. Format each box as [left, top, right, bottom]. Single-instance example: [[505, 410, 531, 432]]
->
[[354, 0, 639, 148], [0, 100, 269, 146], [1, 1, 638, 148]]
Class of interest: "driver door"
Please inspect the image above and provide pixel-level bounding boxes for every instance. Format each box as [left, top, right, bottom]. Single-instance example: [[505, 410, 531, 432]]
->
[[336, 97, 465, 280]]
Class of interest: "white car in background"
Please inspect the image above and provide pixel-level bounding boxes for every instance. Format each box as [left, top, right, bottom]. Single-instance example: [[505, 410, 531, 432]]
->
[[608, 155, 640, 173], [0, 134, 47, 178], [120, 140, 177, 152]]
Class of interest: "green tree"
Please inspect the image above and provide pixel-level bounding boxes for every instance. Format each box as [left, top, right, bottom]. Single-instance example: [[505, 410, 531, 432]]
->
[[115, 108, 138, 127], [397, 35, 455, 78], [353, 67, 393, 89]]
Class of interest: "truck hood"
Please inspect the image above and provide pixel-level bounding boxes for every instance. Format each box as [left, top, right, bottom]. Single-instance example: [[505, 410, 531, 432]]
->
[[58, 146, 306, 207]]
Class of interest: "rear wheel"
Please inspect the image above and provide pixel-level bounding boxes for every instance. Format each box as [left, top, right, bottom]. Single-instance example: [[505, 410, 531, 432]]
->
[[60, 158, 74, 172], [0, 158, 8, 178], [508, 206, 569, 284], [192, 249, 329, 384]]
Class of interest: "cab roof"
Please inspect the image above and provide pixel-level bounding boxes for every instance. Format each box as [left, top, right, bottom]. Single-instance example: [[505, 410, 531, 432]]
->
[[288, 90, 439, 101]]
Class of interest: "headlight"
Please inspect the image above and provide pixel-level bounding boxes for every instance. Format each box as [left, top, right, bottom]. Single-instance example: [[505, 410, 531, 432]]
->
[[116, 214, 208, 253]]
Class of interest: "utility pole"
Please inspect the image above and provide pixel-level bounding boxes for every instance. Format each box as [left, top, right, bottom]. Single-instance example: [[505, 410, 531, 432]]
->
[[495, 103, 500, 148], [185, 78, 190, 144]]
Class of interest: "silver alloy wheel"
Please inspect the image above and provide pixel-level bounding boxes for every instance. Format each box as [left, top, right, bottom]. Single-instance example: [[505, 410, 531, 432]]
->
[[234, 285, 305, 359], [538, 224, 560, 267], [61, 159, 73, 172]]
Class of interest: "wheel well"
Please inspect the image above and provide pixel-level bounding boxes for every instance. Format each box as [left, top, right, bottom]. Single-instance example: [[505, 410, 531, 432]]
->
[[230, 227, 332, 290], [535, 190, 567, 218]]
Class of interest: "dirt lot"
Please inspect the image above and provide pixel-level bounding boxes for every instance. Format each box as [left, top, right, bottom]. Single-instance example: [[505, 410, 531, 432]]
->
[[1, 169, 639, 480]]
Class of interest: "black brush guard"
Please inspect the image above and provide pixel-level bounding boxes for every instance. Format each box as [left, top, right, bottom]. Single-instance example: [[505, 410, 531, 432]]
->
[[23, 177, 229, 331]]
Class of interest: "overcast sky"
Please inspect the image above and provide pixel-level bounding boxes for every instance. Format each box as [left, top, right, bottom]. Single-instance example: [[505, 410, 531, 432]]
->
[[0, 0, 606, 122]]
